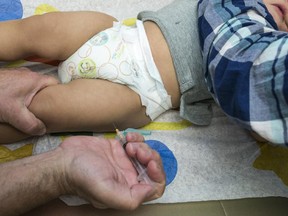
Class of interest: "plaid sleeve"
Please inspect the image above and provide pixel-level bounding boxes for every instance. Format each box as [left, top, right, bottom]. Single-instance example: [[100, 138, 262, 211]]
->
[[198, 0, 288, 146]]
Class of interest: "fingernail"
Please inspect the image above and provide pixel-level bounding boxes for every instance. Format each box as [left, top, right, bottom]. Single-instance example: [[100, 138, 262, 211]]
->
[[36, 126, 46, 136]]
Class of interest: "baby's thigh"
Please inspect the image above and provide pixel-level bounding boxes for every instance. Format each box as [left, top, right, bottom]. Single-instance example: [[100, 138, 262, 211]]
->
[[68, 79, 151, 130], [30, 79, 151, 133]]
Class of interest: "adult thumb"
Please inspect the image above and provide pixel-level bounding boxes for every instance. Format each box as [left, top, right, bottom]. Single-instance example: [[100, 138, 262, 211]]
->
[[10, 107, 46, 136]]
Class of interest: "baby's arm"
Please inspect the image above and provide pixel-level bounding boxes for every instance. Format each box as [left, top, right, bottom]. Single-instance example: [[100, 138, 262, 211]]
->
[[0, 79, 151, 144], [0, 11, 117, 61]]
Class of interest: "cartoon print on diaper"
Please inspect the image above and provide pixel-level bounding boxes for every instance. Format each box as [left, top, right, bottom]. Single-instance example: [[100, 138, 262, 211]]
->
[[64, 39, 111, 81], [79, 31, 131, 81], [59, 24, 137, 85], [78, 58, 97, 78]]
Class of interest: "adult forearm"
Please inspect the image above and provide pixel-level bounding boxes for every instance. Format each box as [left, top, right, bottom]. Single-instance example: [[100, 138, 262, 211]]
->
[[0, 149, 64, 215]]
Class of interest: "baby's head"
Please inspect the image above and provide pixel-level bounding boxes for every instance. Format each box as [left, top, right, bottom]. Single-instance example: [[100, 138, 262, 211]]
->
[[263, 0, 288, 31]]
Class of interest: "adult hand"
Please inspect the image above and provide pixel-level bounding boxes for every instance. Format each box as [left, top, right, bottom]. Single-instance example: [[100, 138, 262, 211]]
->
[[0, 67, 58, 135], [59, 133, 165, 210]]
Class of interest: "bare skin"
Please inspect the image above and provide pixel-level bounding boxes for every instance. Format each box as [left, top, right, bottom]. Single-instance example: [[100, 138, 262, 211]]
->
[[262, 0, 288, 32], [0, 67, 58, 135], [0, 133, 165, 215], [0, 12, 180, 144]]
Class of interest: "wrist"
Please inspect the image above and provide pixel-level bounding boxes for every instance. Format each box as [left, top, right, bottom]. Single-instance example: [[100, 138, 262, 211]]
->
[[28, 147, 66, 198], [54, 144, 79, 196], [43, 147, 70, 196]]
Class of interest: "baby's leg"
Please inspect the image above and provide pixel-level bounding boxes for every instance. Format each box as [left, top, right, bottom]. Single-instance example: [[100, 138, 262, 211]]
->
[[32, 79, 151, 132], [0, 11, 117, 61], [0, 79, 151, 144]]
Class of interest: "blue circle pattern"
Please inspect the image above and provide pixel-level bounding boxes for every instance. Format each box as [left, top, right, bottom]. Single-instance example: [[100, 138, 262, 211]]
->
[[0, 0, 23, 21], [145, 140, 178, 186]]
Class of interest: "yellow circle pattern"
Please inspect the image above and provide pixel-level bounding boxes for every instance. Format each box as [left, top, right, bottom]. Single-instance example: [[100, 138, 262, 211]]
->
[[34, 4, 58, 15]]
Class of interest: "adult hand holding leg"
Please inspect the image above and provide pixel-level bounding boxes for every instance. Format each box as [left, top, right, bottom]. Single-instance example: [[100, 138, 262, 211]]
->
[[0, 67, 58, 135]]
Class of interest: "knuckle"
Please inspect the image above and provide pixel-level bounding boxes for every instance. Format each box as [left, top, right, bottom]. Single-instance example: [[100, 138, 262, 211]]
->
[[152, 150, 161, 160]]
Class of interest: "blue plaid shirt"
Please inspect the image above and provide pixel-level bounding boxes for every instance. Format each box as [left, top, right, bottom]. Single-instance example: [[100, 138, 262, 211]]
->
[[198, 0, 288, 146]]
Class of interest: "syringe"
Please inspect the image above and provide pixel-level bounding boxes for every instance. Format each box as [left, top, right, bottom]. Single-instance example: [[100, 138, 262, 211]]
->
[[115, 129, 152, 185]]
